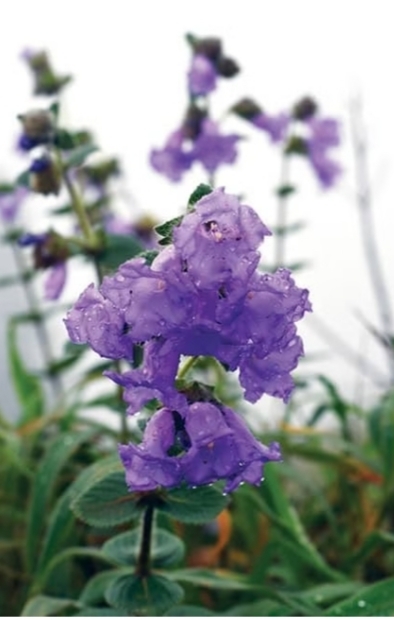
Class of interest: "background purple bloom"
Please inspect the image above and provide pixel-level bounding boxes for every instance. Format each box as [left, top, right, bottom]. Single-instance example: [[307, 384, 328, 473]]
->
[[188, 54, 217, 96]]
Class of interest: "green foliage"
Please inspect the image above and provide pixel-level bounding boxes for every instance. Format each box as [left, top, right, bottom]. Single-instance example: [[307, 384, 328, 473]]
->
[[188, 183, 213, 207], [158, 485, 229, 523], [7, 318, 45, 423], [102, 527, 185, 567], [98, 233, 143, 270], [324, 577, 394, 616], [71, 469, 142, 528], [155, 215, 184, 245], [105, 573, 184, 615]]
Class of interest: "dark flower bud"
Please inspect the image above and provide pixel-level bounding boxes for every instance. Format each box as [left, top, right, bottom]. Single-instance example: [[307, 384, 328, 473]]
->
[[182, 104, 207, 140], [29, 156, 61, 195], [231, 98, 263, 121], [293, 96, 319, 121], [22, 49, 72, 96], [216, 56, 240, 78], [19, 231, 69, 269], [18, 109, 55, 140], [284, 135, 308, 156], [190, 36, 222, 62]]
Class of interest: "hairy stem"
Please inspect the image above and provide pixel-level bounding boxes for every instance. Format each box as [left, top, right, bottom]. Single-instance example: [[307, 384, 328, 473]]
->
[[274, 153, 291, 269], [9, 236, 64, 400], [136, 504, 155, 577]]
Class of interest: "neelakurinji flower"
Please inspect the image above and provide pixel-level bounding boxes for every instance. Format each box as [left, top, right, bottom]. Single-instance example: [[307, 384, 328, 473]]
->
[[65, 187, 310, 493], [188, 54, 217, 96], [232, 98, 289, 144], [65, 187, 311, 405], [118, 401, 282, 493], [150, 120, 241, 182]]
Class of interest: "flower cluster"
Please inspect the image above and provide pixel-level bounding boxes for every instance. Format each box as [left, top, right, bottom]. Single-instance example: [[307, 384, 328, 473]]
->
[[65, 188, 311, 492], [150, 113, 241, 182]]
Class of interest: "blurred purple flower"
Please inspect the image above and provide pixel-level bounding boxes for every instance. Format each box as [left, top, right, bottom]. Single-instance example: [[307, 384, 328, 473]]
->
[[306, 117, 342, 188], [150, 129, 193, 182], [192, 119, 241, 174], [0, 187, 28, 223], [188, 54, 217, 96], [252, 112, 290, 143]]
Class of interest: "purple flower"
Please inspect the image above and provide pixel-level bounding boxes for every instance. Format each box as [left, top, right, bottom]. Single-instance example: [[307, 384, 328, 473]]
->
[[252, 112, 290, 143], [64, 284, 132, 358], [172, 187, 270, 290], [188, 54, 217, 96], [192, 119, 240, 174], [119, 402, 282, 493], [150, 130, 193, 182], [0, 187, 28, 223], [65, 189, 310, 408], [306, 117, 342, 188], [44, 262, 67, 301]]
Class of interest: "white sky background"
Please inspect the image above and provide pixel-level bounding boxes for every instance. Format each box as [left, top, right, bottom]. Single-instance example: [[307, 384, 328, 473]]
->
[[0, 0, 393, 420]]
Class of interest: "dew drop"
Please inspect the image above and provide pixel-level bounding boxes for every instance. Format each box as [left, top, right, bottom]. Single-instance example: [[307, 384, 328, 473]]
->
[[222, 492, 228, 497], [357, 601, 366, 608]]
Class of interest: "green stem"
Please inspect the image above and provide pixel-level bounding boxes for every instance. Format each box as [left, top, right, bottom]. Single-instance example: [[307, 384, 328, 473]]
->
[[62, 170, 96, 247], [9, 237, 64, 400], [177, 355, 199, 380], [136, 504, 155, 577], [274, 153, 291, 269]]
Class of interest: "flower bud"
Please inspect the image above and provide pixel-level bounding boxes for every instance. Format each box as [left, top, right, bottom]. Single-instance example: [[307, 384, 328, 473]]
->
[[293, 96, 318, 121], [216, 56, 240, 78], [188, 35, 222, 62], [18, 109, 55, 140], [231, 98, 263, 121], [182, 104, 206, 140], [29, 155, 61, 195]]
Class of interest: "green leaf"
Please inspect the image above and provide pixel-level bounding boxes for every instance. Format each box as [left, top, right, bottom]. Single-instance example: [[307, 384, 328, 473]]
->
[[74, 608, 127, 617], [38, 547, 115, 591], [369, 389, 394, 487], [102, 527, 185, 568], [166, 568, 257, 591], [15, 169, 30, 188], [222, 600, 292, 616], [7, 318, 45, 424], [324, 577, 394, 616], [65, 144, 98, 168], [26, 429, 95, 573], [0, 271, 34, 287], [79, 569, 129, 605], [105, 573, 184, 615], [71, 470, 142, 528], [271, 220, 305, 237], [164, 605, 215, 616], [138, 249, 159, 265], [188, 183, 213, 207], [347, 530, 394, 567], [21, 595, 79, 617], [55, 128, 76, 150], [36, 456, 125, 577], [155, 215, 183, 245], [276, 183, 297, 197], [302, 582, 363, 609], [158, 485, 228, 524], [248, 466, 345, 583], [99, 233, 144, 270]]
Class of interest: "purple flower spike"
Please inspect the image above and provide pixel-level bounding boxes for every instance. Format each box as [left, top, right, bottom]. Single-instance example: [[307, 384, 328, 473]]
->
[[252, 112, 290, 143], [44, 262, 67, 301], [188, 54, 217, 96], [192, 119, 240, 174], [150, 130, 193, 182]]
